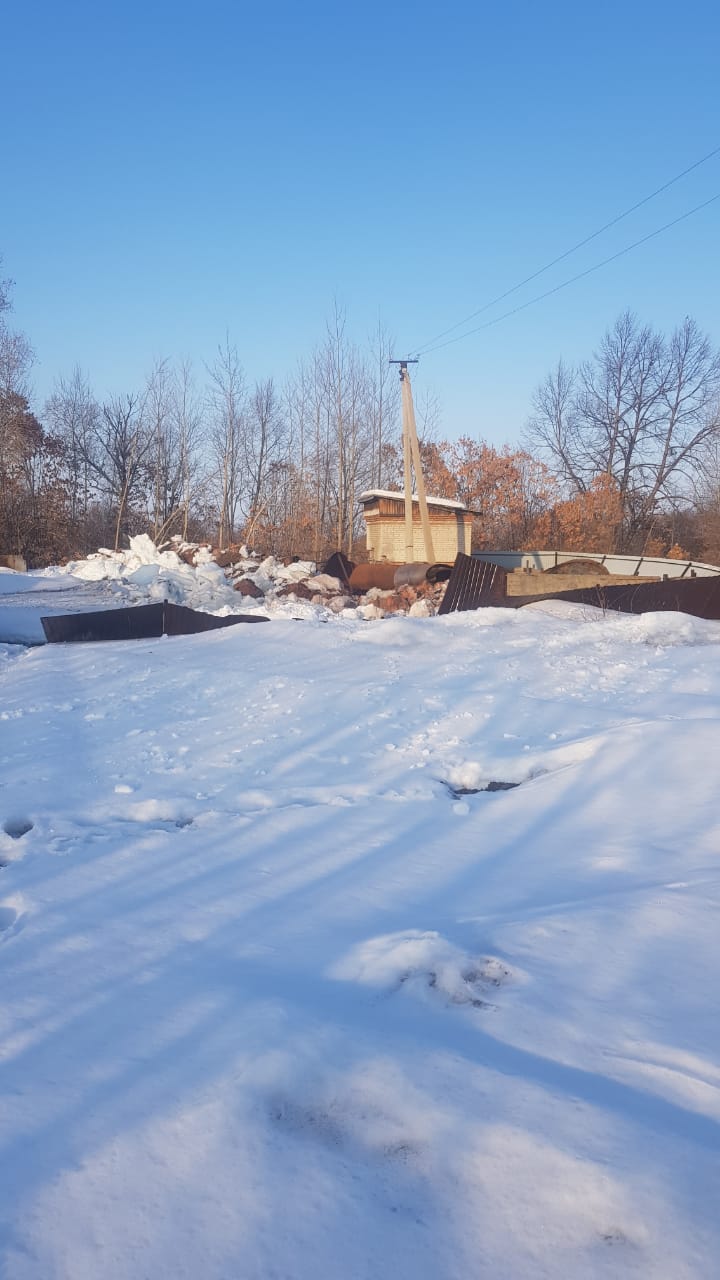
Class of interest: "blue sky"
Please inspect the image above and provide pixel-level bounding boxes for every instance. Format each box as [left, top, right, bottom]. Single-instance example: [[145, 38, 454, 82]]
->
[[4, 0, 719, 444]]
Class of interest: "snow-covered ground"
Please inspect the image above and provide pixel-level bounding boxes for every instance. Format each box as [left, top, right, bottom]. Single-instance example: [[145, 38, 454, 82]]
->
[[1, 585, 720, 1277]]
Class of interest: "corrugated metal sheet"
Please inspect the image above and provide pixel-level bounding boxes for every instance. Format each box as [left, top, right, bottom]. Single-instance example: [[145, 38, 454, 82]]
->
[[438, 554, 508, 614]]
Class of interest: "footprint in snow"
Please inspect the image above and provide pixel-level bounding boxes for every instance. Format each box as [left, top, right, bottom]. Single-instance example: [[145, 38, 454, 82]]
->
[[441, 780, 519, 799], [267, 1094, 424, 1169], [2, 817, 33, 840], [0, 905, 17, 932]]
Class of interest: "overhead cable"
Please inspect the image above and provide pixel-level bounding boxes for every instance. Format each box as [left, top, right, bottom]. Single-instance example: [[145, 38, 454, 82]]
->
[[420, 190, 720, 355], [412, 143, 720, 355]]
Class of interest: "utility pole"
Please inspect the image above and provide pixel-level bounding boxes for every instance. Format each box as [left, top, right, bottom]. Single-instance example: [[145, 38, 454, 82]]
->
[[390, 359, 436, 563]]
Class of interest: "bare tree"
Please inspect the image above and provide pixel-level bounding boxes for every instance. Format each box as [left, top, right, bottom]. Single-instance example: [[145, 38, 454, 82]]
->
[[526, 312, 720, 549], [0, 266, 45, 558], [0, 330, 34, 400], [0, 267, 33, 400], [366, 321, 399, 489], [144, 359, 174, 541], [171, 360, 205, 540], [279, 312, 398, 559], [318, 307, 375, 555], [206, 339, 247, 547], [243, 377, 287, 540], [45, 367, 100, 538], [90, 392, 152, 549]]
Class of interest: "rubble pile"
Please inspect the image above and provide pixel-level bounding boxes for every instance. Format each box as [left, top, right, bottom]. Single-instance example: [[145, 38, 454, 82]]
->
[[162, 537, 447, 617]]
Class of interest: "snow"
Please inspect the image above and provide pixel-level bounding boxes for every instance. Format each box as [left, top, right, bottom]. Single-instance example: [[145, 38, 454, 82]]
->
[[358, 488, 469, 511], [1, 580, 720, 1277]]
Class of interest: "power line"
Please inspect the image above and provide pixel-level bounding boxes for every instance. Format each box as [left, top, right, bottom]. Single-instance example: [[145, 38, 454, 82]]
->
[[412, 143, 720, 356], [420, 190, 720, 355]]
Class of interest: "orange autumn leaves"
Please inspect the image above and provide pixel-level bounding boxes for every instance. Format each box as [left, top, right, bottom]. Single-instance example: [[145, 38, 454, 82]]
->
[[410, 438, 624, 552]]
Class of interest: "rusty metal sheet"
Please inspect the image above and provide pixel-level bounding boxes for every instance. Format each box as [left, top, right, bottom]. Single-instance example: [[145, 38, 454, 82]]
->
[[41, 602, 269, 643], [438, 554, 508, 614]]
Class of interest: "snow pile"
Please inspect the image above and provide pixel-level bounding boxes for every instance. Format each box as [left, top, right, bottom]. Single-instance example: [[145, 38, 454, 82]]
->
[[1, 606, 720, 1276], [0, 536, 451, 644], [63, 534, 261, 607]]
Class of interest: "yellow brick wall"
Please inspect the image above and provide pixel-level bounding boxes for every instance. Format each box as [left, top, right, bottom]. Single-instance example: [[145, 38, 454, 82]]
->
[[366, 515, 471, 562]]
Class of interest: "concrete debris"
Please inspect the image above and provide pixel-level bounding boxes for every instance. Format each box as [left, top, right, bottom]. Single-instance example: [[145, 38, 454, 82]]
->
[[233, 578, 264, 598], [306, 573, 345, 593], [356, 603, 386, 620], [160, 538, 446, 619], [276, 581, 316, 601]]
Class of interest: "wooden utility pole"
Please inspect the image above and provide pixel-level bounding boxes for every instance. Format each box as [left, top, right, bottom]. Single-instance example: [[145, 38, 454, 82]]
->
[[390, 359, 435, 563]]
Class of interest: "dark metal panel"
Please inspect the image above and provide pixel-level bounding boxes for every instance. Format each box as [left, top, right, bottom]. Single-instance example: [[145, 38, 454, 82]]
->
[[528, 575, 720, 619], [322, 551, 355, 587], [163, 603, 268, 635], [41, 603, 165, 643], [41, 602, 269, 643], [440, 554, 720, 620], [438, 554, 508, 614]]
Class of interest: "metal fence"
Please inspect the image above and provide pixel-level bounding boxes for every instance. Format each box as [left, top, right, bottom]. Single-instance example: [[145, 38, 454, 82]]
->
[[473, 550, 720, 579]]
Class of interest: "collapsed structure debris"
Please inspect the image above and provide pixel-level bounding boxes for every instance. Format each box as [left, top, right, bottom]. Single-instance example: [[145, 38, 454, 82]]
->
[[17, 530, 720, 646], [439, 553, 720, 621], [438, 558, 508, 614]]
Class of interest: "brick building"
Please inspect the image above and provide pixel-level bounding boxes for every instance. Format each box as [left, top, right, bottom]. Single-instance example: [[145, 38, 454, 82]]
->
[[358, 490, 473, 563]]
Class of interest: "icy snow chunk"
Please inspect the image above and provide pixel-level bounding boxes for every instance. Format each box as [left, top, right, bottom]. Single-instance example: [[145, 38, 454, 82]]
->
[[268, 557, 317, 584], [194, 562, 227, 584], [67, 552, 125, 581], [124, 534, 185, 571], [127, 565, 161, 588], [127, 533, 162, 564]]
